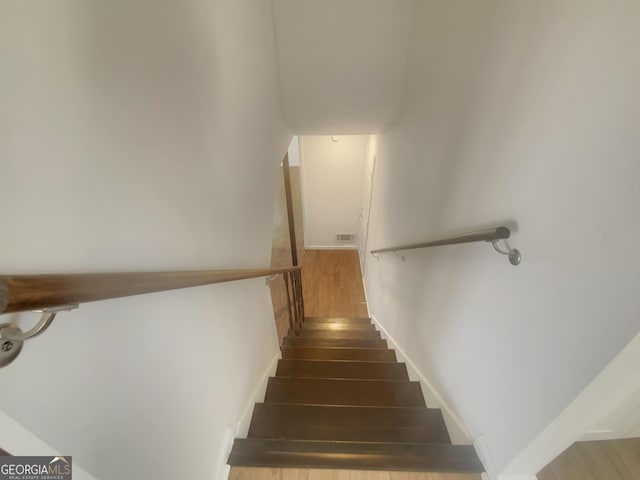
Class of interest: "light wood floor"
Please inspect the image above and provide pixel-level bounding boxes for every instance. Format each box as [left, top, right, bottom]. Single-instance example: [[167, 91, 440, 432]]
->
[[229, 467, 481, 480], [301, 249, 369, 318], [268, 168, 368, 338], [537, 438, 640, 480]]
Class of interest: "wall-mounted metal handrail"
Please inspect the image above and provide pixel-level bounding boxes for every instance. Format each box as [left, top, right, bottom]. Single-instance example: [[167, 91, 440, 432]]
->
[[370, 226, 521, 265], [0, 266, 303, 368]]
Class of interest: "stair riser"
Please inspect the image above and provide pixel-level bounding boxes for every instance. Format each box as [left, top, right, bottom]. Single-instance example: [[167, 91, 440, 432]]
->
[[276, 359, 409, 380], [304, 317, 372, 325], [265, 378, 426, 407], [248, 404, 450, 443], [282, 337, 387, 348], [228, 439, 485, 472], [281, 347, 396, 361], [289, 329, 381, 339], [301, 323, 376, 332]]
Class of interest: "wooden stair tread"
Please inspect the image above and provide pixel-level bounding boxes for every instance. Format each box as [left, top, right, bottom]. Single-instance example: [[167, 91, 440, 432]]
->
[[276, 359, 409, 380], [290, 328, 381, 339], [281, 346, 396, 361], [248, 403, 450, 443], [282, 337, 388, 348], [228, 439, 484, 472], [304, 317, 372, 324], [229, 317, 484, 474], [301, 322, 376, 332], [265, 377, 425, 407]]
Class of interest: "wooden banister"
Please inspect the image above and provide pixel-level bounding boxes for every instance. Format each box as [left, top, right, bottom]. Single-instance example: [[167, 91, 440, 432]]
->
[[282, 152, 299, 266], [0, 266, 302, 314]]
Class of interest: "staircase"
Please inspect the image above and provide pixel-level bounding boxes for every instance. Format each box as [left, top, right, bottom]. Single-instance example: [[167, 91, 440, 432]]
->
[[228, 316, 484, 473]]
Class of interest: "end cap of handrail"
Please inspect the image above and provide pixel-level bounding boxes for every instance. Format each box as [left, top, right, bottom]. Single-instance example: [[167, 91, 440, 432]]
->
[[0, 280, 8, 314], [495, 226, 511, 239]]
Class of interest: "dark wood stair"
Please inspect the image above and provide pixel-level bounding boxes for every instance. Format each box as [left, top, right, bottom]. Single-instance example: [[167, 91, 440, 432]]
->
[[265, 377, 425, 407], [301, 322, 377, 331], [229, 439, 484, 472], [281, 336, 388, 348], [276, 359, 409, 380], [303, 316, 373, 324], [248, 403, 450, 443], [287, 328, 382, 338], [228, 316, 484, 473], [281, 346, 396, 361]]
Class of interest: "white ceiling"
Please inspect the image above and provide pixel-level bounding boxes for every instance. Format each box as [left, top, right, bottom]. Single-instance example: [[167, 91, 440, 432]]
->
[[272, 0, 413, 134]]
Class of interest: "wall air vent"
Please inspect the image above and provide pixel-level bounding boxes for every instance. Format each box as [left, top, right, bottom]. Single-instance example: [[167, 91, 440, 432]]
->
[[336, 233, 356, 242]]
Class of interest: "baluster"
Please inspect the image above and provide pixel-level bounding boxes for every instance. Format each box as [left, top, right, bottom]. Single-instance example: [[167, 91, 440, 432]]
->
[[295, 271, 303, 331], [298, 271, 305, 322], [291, 271, 300, 334], [283, 271, 294, 331]]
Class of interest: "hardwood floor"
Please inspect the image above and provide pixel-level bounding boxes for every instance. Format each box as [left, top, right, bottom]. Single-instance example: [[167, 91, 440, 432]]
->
[[268, 165, 368, 338], [537, 438, 640, 480], [301, 249, 368, 318], [229, 467, 481, 480]]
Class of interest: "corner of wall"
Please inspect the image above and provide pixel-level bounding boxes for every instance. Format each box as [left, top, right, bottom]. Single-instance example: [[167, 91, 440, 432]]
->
[[500, 328, 640, 478]]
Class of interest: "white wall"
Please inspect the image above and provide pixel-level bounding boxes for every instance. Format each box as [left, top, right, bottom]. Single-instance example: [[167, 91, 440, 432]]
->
[[364, 0, 640, 477], [272, 0, 411, 134], [287, 136, 300, 166], [0, 1, 290, 479], [300, 135, 368, 248], [0, 411, 97, 480]]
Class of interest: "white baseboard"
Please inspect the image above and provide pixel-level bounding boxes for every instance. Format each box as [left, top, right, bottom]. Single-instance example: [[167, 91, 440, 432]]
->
[[305, 244, 359, 250], [474, 433, 498, 479], [358, 247, 370, 317], [214, 353, 280, 480], [370, 315, 471, 445], [214, 428, 235, 480], [361, 274, 370, 317], [217, 464, 231, 480], [235, 353, 280, 437], [483, 473, 537, 480]]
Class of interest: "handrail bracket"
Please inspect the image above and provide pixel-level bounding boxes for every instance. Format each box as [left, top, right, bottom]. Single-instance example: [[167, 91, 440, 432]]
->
[[265, 274, 280, 285], [0, 304, 78, 368], [490, 239, 521, 265]]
